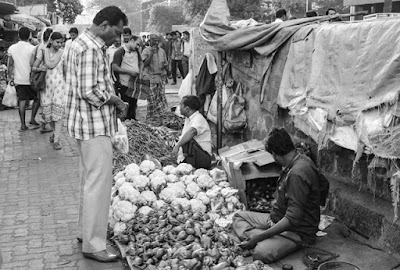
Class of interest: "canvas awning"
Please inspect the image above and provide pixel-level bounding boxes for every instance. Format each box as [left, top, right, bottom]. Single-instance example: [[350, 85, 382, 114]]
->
[[4, 13, 46, 30]]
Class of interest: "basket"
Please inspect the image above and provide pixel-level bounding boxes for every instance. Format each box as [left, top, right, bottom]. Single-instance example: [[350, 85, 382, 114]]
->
[[318, 262, 360, 270]]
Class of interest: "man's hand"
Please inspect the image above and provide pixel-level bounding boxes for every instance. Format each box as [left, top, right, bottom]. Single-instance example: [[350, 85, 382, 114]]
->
[[116, 101, 129, 119], [238, 234, 261, 250]]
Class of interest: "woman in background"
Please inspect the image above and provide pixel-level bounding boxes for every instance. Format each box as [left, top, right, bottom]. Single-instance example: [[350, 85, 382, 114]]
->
[[32, 32, 66, 150]]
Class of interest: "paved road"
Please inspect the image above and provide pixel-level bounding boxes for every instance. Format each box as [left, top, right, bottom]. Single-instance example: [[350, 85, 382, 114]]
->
[[0, 82, 180, 270]]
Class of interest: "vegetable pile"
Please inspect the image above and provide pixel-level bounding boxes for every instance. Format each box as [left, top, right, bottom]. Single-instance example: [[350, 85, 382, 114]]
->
[[113, 120, 180, 172], [246, 178, 277, 213], [109, 161, 275, 270], [146, 111, 184, 130]]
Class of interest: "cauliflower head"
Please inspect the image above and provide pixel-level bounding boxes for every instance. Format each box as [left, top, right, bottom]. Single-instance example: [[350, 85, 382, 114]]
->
[[114, 171, 125, 181], [186, 182, 201, 198], [182, 175, 197, 186], [140, 160, 156, 175], [218, 181, 230, 188], [172, 197, 191, 210], [153, 200, 166, 209], [221, 187, 238, 198], [197, 174, 215, 189], [114, 201, 137, 222], [176, 163, 194, 175], [141, 190, 157, 205], [194, 168, 209, 177], [167, 182, 186, 197], [196, 192, 211, 205], [166, 174, 179, 183], [118, 183, 143, 205], [118, 182, 136, 200], [113, 222, 127, 236], [206, 185, 222, 199], [159, 186, 185, 203], [125, 163, 140, 179], [149, 169, 166, 180], [163, 165, 176, 175], [138, 205, 154, 216], [114, 176, 126, 189], [209, 168, 227, 183], [189, 199, 207, 213], [131, 175, 150, 191], [150, 176, 167, 193]]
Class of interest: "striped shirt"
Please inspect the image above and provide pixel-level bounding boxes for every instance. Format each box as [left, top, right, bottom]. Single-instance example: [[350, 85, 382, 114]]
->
[[64, 29, 117, 140]]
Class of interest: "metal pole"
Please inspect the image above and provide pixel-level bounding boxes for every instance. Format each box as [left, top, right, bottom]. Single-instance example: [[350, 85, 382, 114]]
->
[[216, 51, 223, 152]]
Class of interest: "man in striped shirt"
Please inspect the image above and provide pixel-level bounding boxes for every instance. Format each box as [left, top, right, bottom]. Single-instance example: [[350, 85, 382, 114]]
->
[[64, 6, 128, 263]]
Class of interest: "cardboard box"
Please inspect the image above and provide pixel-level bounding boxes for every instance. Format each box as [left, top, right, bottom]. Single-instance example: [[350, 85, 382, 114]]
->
[[219, 140, 281, 207]]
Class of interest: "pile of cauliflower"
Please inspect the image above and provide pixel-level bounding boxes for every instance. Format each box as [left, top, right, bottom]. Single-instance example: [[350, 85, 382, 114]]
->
[[109, 161, 245, 236]]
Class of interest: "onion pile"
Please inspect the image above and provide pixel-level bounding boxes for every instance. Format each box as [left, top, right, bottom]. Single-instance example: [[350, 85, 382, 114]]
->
[[246, 178, 277, 213]]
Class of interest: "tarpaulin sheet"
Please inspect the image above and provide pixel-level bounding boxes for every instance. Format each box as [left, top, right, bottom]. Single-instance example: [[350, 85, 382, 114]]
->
[[200, 0, 332, 56], [281, 20, 400, 123]]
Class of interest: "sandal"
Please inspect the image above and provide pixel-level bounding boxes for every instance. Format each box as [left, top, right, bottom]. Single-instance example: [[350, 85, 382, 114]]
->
[[29, 121, 40, 126], [50, 134, 55, 143], [53, 141, 62, 150], [19, 126, 29, 132]]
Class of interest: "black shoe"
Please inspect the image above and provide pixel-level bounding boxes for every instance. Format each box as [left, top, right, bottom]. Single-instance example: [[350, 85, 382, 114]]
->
[[82, 250, 118, 262], [77, 237, 82, 243]]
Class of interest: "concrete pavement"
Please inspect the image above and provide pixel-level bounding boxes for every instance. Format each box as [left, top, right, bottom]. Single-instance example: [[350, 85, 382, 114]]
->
[[0, 81, 181, 270]]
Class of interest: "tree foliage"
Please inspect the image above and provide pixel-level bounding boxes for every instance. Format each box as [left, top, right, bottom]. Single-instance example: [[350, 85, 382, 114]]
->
[[146, 2, 185, 33], [58, 0, 84, 24], [183, 0, 267, 22], [3, 0, 83, 24]]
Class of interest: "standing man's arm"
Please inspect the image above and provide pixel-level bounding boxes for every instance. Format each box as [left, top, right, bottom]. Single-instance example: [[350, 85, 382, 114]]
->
[[7, 55, 14, 82], [77, 48, 126, 113], [142, 47, 154, 67]]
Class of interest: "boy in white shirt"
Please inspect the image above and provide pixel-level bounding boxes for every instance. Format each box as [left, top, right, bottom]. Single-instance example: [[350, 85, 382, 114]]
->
[[8, 27, 40, 131]]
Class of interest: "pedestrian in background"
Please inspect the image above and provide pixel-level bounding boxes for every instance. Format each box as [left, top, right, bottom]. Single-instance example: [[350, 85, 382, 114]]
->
[[182, 31, 191, 77], [64, 6, 128, 263], [7, 26, 40, 132], [170, 31, 185, 85], [273, 9, 287, 23], [64, 27, 79, 52], [141, 34, 168, 119], [112, 35, 143, 120], [32, 32, 66, 150], [122, 27, 131, 44], [31, 27, 54, 134]]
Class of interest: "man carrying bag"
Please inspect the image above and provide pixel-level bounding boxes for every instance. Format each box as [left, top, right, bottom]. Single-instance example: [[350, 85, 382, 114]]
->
[[112, 35, 143, 120]]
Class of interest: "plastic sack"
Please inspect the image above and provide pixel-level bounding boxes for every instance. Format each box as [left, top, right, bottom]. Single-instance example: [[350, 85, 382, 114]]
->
[[2, 83, 17, 107], [111, 119, 129, 154], [206, 85, 230, 124], [178, 69, 193, 99]]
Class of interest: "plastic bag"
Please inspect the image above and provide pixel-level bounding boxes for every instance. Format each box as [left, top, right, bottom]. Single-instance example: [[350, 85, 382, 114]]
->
[[178, 69, 193, 99], [2, 83, 17, 107], [111, 119, 129, 154], [206, 85, 230, 124]]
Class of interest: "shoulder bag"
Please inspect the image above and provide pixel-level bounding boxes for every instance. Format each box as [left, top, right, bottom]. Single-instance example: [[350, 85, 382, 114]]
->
[[30, 47, 46, 92]]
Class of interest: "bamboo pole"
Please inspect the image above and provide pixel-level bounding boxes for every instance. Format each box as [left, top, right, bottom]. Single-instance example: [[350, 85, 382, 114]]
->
[[216, 51, 223, 152]]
